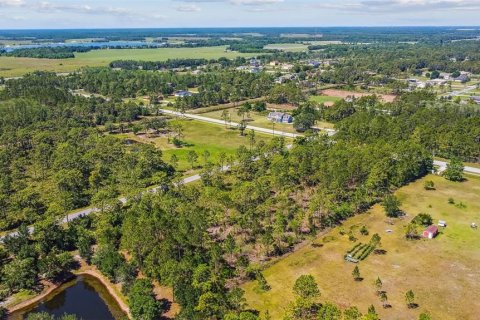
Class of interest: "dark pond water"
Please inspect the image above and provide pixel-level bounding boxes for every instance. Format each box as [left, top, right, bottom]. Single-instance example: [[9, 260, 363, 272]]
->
[[10, 274, 127, 320]]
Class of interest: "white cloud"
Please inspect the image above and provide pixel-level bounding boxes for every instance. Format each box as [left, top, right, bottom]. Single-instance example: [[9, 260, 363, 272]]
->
[[312, 0, 480, 13], [175, 3, 202, 11], [0, 0, 25, 6], [230, 0, 283, 5]]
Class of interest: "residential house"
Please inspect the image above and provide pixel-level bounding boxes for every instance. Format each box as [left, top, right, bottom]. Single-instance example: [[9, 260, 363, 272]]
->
[[250, 58, 260, 67], [454, 74, 470, 83], [439, 72, 451, 80], [308, 61, 321, 68], [427, 79, 447, 86], [423, 225, 439, 239], [174, 90, 193, 98], [267, 112, 294, 124]]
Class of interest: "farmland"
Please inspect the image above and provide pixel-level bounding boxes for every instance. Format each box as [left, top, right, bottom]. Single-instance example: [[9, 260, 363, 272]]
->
[[264, 43, 309, 52], [0, 46, 253, 77], [243, 174, 480, 320]]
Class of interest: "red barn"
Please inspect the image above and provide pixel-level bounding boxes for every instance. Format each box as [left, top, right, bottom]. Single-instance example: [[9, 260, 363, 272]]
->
[[423, 225, 439, 239]]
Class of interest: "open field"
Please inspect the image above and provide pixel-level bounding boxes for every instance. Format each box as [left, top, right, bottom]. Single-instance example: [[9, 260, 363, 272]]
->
[[200, 108, 298, 134], [201, 107, 335, 132], [0, 46, 253, 77], [322, 89, 397, 103], [117, 119, 272, 173], [309, 95, 342, 106], [243, 174, 480, 319], [264, 43, 309, 52]]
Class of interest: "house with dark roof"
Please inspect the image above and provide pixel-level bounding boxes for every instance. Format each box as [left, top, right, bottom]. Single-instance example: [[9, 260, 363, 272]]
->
[[454, 74, 470, 83], [174, 90, 193, 98], [267, 112, 293, 124], [423, 225, 439, 239]]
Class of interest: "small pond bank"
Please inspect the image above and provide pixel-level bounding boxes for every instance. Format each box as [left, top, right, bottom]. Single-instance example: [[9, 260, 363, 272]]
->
[[9, 274, 128, 320]]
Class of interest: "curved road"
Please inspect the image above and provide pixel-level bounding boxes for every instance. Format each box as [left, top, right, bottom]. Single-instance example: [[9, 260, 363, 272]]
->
[[159, 108, 302, 138], [2, 123, 478, 241]]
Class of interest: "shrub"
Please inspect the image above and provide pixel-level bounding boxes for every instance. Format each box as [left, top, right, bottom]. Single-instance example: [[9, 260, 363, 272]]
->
[[412, 213, 433, 227], [360, 226, 369, 235], [424, 180, 435, 190]]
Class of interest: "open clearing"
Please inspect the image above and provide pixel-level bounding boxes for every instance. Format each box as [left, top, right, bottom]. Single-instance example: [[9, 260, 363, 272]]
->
[[309, 95, 343, 106], [0, 46, 253, 77], [200, 109, 299, 134], [264, 43, 309, 52], [118, 118, 273, 173], [243, 174, 480, 319], [201, 107, 335, 132], [322, 89, 397, 103]]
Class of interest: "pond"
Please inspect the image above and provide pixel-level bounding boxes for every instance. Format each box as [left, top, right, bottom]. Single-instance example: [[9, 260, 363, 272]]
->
[[10, 274, 127, 320]]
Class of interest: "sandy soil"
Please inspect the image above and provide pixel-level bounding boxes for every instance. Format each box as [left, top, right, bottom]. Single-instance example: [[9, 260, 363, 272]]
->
[[322, 89, 397, 103], [6, 279, 64, 314]]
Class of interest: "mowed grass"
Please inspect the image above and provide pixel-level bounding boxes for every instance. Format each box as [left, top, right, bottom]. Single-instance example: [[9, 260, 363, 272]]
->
[[264, 43, 309, 52], [309, 95, 343, 104], [0, 46, 254, 77], [242, 174, 480, 320], [118, 119, 272, 173], [200, 109, 300, 134]]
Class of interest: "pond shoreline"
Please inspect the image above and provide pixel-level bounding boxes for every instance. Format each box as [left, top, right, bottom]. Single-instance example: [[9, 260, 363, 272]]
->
[[6, 262, 130, 319], [6, 277, 73, 315]]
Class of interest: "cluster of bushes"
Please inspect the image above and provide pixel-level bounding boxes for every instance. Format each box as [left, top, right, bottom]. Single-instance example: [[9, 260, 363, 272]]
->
[[346, 234, 381, 261]]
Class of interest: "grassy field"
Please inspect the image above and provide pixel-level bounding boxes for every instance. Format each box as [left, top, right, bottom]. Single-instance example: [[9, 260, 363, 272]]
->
[[200, 107, 335, 132], [118, 119, 272, 173], [264, 43, 309, 52], [0, 46, 253, 77], [243, 174, 480, 319], [200, 108, 299, 134], [309, 95, 342, 105]]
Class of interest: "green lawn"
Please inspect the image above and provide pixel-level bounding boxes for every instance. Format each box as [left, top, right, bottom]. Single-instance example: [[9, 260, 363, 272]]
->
[[243, 174, 480, 320], [118, 119, 273, 174], [264, 43, 309, 52], [200, 109, 300, 134], [0, 46, 254, 77], [309, 95, 342, 104]]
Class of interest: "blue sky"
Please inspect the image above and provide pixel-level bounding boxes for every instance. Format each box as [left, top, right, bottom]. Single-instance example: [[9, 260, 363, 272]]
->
[[0, 0, 479, 29]]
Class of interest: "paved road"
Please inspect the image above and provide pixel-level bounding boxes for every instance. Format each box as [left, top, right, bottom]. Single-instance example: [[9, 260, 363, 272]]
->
[[433, 160, 480, 175], [446, 83, 479, 98], [159, 108, 302, 138], [160, 109, 338, 137], [0, 170, 209, 241]]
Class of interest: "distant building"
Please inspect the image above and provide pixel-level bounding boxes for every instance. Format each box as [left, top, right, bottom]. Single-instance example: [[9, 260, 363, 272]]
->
[[174, 90, 193, 98], [308, 61, 321, 68], [250, 58, 260, 67], [439, 72, 451, 80], [470, 96, 480, 105], [454, 74, 470, 83], [267, 112, 293, 124], [250, 67, 262, 74], [423, 225, 439, 239], [427, 79, 447, 86]]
